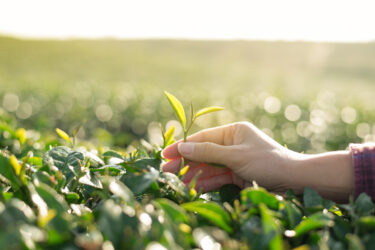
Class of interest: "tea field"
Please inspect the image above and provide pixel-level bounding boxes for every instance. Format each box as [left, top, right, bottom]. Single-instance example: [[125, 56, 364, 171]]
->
[[1, 36, 375, 249]]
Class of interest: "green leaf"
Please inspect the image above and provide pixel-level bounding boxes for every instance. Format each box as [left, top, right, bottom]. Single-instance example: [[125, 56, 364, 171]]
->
[[332, 216, 352, 241], [108, 179, 135, 205], [90, 165, 125, 175], [354, 193, 375, 216], [65, 192, 80, 203], [102, 150, 124, 160], [122, 158, 162, 172], [56, 128, 72, 144], [43, 146, 71, 170], [178, 165, 190, 178], [259, 203, 283, 250], [358, 216, 375, 230], [0, 154, 21, 190], [194, 106, 224, 119], [120, 167, 159, 194], [303, 187, 323, 207], [163, 125, 175, 147], [158, 172, 189, 198], [79, 171, 103, 189], [96, 199, 138, 246], [182, 201, 232, 233], [9, 155, 21, 176], [241, 187, 279, 210], [25, 156, 43, 166], [283, 201, 303, 229], [164, 91, 186, 129], [346, 234, 365, 250], [34, 182, 69, 214], [219, 184, 241, 204], [294, 212, 334, 237], [15, 128, 27, 145], [155, 198, 189, 223]]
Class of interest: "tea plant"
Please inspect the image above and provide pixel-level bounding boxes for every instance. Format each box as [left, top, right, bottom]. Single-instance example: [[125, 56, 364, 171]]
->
[[164, 91, 224, 170], [164, 91, 223, 142], [1, 96, 375, 249]]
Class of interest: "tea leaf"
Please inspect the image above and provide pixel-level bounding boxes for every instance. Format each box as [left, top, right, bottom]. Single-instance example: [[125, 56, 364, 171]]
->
[[194, 106, 223, 119], [10, 155, 22, 176], [56, 128, 72, 144], [354, 193, 375, 216], [241, 187, 279, 210], [163, 125, 175, 147], [303, 187, 323, 207], [179, 165, 189, 177], [259, 203, 283, 249], [15, 128, 27, 144], [102, 150, 123, 159], [164, 91, 186, 129], [182, 201, 232, 233], [294, 212, 334, 237], [155, 198, 189, 223]]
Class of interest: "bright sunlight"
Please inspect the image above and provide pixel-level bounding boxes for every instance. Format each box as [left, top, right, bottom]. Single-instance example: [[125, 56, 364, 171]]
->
[[0, 0, 374, 42]]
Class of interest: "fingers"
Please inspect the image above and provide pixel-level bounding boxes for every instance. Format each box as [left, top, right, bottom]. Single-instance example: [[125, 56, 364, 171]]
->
[[162, 123, 236, 160], [161, 140, 182, 159], [186, 123, 235, 145], [193, 172, 233, 193], [178, 142, 237, 166], [181, 164, 231, 183], [162, 158, 201, 173]]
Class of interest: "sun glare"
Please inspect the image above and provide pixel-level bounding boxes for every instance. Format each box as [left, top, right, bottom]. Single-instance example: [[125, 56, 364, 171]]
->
[[0, 0, 374, 42]]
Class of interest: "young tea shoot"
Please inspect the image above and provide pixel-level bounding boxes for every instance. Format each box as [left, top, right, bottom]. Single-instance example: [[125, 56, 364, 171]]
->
[[164, 91, 223, 142], [164, 91, 224, 172]]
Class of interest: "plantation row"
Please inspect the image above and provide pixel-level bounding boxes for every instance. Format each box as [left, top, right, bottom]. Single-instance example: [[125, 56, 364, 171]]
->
[[1, 109, 375, 250]]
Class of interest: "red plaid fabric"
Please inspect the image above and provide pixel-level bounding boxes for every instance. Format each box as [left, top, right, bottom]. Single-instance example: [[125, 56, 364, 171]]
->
[[349, 143, 375, 201]]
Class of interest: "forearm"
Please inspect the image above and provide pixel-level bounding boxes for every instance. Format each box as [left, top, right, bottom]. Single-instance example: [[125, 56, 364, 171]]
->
[[288, 150, 354, 203]]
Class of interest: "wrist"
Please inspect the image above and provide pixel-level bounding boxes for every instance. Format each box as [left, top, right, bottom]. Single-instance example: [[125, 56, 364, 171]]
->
[[286, 150, 354, 202]]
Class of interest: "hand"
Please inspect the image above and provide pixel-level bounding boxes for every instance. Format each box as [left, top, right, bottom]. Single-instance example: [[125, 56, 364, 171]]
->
[[162, 122, 299, 193], [162, 122, 354, 202]]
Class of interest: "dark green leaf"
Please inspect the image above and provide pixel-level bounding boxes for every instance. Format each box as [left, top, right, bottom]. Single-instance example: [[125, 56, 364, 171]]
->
[[283, 201, 303, 228], [120, 167, 159, 194], [219, 184, 241, 204], [103, 150, 124, 159], [354, 193, 374, 217], [241, 187, 279, 210], [303, 187, 323, 207]]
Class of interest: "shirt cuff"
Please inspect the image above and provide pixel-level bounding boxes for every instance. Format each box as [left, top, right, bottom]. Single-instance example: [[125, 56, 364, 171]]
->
[[349, 143, 375, 201]]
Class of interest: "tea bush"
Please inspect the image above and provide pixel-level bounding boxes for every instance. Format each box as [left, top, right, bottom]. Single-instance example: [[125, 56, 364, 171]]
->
[[2, 37, 375, 249], [1, 111, 375, 250]]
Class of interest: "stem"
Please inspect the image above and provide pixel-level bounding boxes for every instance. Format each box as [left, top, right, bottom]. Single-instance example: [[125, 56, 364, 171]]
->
[[184, 117, 195, 142]]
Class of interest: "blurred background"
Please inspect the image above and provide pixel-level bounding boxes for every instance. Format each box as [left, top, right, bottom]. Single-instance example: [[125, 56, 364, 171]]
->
[[1, 0, 375, 153]]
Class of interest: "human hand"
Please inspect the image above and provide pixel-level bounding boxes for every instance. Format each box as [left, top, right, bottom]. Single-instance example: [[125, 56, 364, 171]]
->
[[162, 122, 301, 193]]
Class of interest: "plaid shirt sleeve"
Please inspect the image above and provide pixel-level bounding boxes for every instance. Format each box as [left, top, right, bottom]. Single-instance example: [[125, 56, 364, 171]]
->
[[349, 143, 375, 200]]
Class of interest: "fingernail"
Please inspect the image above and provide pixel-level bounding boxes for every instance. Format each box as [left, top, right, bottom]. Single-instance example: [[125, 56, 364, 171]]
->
[[178, 142, 194, 155], [161, 149, 166, 158]]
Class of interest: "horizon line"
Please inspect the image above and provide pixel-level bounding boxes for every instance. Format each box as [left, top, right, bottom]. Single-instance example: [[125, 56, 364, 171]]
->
[[1, 33, 375, 44]]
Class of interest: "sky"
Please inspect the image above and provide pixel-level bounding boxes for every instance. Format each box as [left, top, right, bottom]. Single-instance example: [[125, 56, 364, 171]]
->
[[0, 0, 374, 42]]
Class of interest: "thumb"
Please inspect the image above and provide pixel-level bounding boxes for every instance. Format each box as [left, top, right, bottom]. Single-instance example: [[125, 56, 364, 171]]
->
[[178, 142, 234, 165]]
